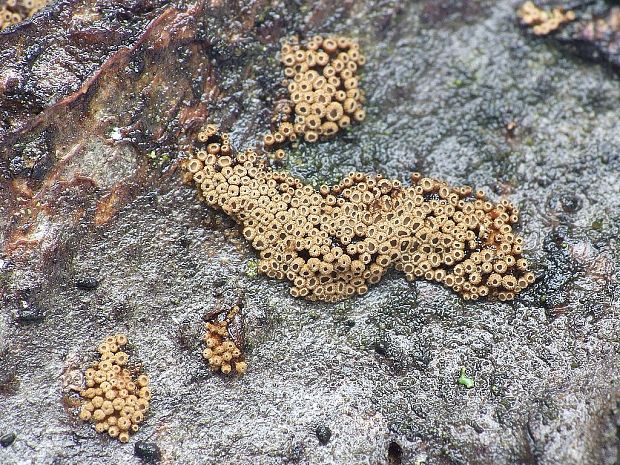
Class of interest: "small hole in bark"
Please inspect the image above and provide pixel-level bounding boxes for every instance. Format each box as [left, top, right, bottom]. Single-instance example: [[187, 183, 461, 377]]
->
[[388, 441, 402, 465]]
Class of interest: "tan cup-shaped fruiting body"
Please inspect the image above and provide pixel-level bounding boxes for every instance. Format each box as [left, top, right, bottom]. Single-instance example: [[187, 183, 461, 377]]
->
[[202, 305, 247, 375], [183, 127, 534, 303], [263, 36, 366, 155], [0, 0, 48, 30], [77, 334, 151, 443], [517, 1, 576, 36]]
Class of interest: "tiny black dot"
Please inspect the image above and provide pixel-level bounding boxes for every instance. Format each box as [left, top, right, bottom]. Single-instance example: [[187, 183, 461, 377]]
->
[[75, 277, 99, 290], [134, 441, 161, 463], [374, 340, 388, 356], [0, 432, 16, 447], [315, 425, 332, 445]]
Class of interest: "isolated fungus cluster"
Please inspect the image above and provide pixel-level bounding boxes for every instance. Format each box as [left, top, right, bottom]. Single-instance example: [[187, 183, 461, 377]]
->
[[202, 305, 247, 375], [0, 0, 47, 30], [263, 35, 366, 156], [77, 335, 151, 443], [184, 127, 534, 302], [517, 1, 576, 35]]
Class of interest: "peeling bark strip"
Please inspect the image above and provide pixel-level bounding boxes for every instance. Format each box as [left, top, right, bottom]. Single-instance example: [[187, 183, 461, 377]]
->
[[1, 2, 204, 147], [0, 1, 209, 268], [0, 0, 176, 139]]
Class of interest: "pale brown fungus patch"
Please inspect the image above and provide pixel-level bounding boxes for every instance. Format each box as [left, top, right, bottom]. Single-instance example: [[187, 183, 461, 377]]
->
[[0, 0, 48, 30], [76, 334, 151, 443], [202, 305, 247, 375], [517, 1, 576, 36], [183, 129, 534, 303], [263, 36, 366, 156]]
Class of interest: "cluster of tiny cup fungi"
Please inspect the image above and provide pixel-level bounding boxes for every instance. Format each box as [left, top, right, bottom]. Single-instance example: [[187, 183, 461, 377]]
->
[[263, 35, 366, 160], [0, 0, 47, 30], [517, 1, 576, 36], [184, 124, 535, 302], [76, 335, 151, 443], [202, 305, 248, 375]]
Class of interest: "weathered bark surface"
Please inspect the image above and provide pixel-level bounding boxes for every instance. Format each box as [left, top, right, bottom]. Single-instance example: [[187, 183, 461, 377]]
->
[[1, 1, 620, 464], [519, 0, 620, 71]]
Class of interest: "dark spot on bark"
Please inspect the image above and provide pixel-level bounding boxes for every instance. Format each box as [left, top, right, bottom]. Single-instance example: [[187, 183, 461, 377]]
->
[[14, 300, 45, 324], [175, 321, 199, 351], [387, 441, 403, 465], [374, 340, 388, 356], [545, 191, 582, 216], [134, 441, 161, 462], [75, 277, 99, 290], [469, 420, 484, 434], [315, 425, 332, 445], [0, 432, 16, 447]]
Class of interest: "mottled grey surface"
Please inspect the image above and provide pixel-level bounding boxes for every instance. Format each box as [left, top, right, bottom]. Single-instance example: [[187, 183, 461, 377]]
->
[[1, 1, 620, 464]]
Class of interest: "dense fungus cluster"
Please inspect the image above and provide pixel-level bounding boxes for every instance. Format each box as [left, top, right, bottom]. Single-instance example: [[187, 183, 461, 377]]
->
[[202, 305, 247, 375], [264, 36, 366, 150], [184, 129, 534, 302], [517, 1, 575, 35], [77, 335, 151, 443], [0, 0, 47, 30]]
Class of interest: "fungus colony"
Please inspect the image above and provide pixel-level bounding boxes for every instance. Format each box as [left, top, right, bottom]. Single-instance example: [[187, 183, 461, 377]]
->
[[183, 127, 535, 302], [0, 0, 47, 30], [77, 335, 151, 443], [202, 305, 247, 375], [517, 1, 576, 36], [263, 35, 366, 155]]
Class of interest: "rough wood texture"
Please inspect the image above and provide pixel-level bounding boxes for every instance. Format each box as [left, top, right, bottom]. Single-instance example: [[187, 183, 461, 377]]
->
[[1, 1, 620, 464]]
